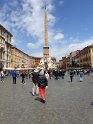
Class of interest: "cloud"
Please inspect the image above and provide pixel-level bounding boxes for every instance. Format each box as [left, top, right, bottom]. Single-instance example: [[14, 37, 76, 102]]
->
[[0, 1, 58, 39], [0, 0, 58, 49], [1, 0, 93, 62], [53, 33, 64, 41], [27, 42, 40, 49], [31, 51, 43, 57], [27, 43, 36, 49], [11, 38, 16, 46], [50, 37, 93, 61], [59, 0, 64, 5]]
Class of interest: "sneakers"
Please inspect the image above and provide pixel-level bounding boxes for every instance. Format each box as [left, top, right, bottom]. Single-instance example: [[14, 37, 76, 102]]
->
[[21, 82, 26, 85], [36, 94, 39, 96], [32, 93, 39, 96], [24, 83, 26, 85], [41, 99, 46, 103], [31, 92, 34, 96]]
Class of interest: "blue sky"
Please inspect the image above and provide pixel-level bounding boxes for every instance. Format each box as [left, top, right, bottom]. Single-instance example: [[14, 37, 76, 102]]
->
[[0, 0, 93, 61]]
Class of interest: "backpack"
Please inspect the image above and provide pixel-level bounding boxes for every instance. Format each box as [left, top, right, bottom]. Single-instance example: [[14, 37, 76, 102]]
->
[[40, 76, 46, 88]]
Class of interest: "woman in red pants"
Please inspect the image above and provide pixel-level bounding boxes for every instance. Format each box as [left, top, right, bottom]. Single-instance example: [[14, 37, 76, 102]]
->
[[38, 70, 48, 103]]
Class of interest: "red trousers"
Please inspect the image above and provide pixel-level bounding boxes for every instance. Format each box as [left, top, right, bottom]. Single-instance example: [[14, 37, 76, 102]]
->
[[39, 87, 46, 100]]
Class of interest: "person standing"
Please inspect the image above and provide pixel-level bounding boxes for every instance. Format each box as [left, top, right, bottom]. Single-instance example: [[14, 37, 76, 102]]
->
[[12, 70, 17, 84], [32, 68, 39, 96], [38, 70, 48, 103], [70, 70, 74, 82]]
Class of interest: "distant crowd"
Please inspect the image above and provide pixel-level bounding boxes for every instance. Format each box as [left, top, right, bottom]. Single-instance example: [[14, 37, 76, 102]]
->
[[0, 68, 93, 103]]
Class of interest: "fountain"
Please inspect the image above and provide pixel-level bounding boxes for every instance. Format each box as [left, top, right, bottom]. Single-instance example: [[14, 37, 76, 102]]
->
[[38, 57, 57, 70]]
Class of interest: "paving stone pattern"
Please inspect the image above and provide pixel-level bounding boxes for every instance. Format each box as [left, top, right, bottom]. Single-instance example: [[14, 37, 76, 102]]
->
[[0, 75, 93, 124]]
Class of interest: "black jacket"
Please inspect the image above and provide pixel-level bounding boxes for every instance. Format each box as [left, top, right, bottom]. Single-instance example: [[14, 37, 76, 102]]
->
[[70, 71, 74, 77], [21, 73, 25, 78], [38, 75, 48, 88], [32, 72, 39, 84]]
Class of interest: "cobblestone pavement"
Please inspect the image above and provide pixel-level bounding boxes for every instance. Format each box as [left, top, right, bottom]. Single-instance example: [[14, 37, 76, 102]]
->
[[0, 75, 93, 124]]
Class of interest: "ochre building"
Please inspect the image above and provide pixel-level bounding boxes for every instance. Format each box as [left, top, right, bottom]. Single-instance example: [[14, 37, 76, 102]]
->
[[11, 47, 32, 68], [79, 45, 93, 68]]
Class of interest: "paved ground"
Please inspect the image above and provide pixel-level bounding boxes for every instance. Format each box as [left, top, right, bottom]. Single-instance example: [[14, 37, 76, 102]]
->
[[0, 74, 93, 124]]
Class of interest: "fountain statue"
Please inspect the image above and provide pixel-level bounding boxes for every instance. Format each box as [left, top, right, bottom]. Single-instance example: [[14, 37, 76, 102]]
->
[[38, 57, 57, 70]]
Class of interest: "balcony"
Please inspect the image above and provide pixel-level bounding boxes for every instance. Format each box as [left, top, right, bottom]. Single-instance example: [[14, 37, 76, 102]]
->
[[0, 34, 5, 39], [0, 44, 5, 49], [0, 41, 5, 49]]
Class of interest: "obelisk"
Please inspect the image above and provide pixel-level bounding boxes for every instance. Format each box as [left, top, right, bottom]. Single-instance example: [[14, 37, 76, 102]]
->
[[43, 5, 49, 58]]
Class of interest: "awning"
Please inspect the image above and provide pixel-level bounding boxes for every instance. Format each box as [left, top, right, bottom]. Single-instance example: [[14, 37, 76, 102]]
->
[[4, 68, 14, 70], [15, 68, 33, 71]]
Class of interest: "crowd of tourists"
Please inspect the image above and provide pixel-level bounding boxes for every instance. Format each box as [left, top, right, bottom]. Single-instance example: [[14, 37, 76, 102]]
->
[[0, 68, 93, 103]]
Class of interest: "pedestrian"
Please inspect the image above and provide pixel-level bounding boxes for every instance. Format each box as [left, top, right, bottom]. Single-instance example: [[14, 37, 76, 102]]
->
[[45, 71, 49, 80], [90, 68, 93, 76], [12, 70, 17, 84], [32, 68, 39, 96], [38, 70, 48, 103], [54, 70, 59, 80], [61, 69, 65, 79], [21, 71, 26, 84], [1, 70, 5, 82], [79, 70, 84, 82], [28, 73, 31, 78], [49, 71, 53, 79], [70, 70, 74, 82]]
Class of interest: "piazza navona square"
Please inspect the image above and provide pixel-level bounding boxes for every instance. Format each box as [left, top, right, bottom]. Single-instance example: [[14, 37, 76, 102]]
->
[[1, 1, 93, 124]]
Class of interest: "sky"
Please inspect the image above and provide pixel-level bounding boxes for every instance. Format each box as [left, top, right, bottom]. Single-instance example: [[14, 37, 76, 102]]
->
[[0, 0, 93, 61]]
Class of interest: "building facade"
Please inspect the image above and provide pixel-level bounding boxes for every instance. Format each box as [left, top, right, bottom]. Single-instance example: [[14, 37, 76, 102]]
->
[[59, 57, 67, 69], [51, 57, 56, 64], [0, 24, 12, 70], [31, 57, 41, 68], [79, 45, 93, 68], [59, 45, 93, 69], [11, 47, 32, 68]]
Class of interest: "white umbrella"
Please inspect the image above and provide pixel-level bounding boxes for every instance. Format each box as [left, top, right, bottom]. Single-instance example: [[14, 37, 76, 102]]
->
[[15, 68, 33, 71], [4, 68, 14, 70]]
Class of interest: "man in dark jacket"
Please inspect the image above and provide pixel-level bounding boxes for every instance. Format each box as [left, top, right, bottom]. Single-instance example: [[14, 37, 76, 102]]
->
[[21, 71, 26, 84], [70, 70, 74, 82], [32, 68, 39, 96]]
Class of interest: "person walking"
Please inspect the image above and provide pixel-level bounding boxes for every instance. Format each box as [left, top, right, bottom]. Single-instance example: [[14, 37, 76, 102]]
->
[[70, 70, 74, 82], [1, 70, 5, 82], [21, 71, 26, 84], [61, 69, 65, 79], [38, 70, 48, 103], [32, 68, 39, 96], [54, 70, 59, 80], [79, 70, 84, 82], [45, 71, 49, 80], [12, 70, 17, 84]]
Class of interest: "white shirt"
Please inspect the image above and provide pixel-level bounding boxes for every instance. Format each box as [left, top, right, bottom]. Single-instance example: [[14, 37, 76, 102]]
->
[[45, 73, 49, 80]]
